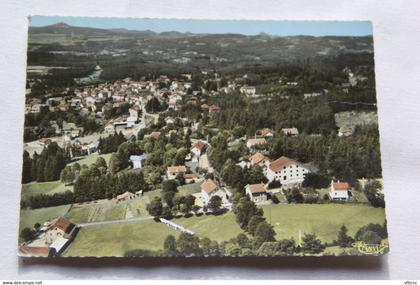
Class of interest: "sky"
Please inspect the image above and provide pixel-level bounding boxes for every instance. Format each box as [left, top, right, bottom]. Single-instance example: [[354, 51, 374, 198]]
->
[[29, 16, 372, 37]]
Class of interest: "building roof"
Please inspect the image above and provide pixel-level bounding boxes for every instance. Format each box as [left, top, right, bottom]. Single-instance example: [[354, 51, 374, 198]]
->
[[201, 179, 219, 194], [50, 237, 70, 253], [332, 181, 351, 191], [269, 156, 305, 172], [247, 183, 267, 194], [149, 131, 161, 140], [185, 173, 199, 179], [259, 128, 274, 136], [281, 127, 299, 135], [48, 217, 74, 234], [18, 246, 51, 257], [191, 140, 206, 151], [167, 166, 187, 173], [247, 138, 266, 146], [117, 191, 135, 200], [250, 152, 267, 165]]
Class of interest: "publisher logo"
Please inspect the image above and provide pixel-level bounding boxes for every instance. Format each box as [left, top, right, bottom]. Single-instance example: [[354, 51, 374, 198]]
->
[[352, 241, 387, 255]]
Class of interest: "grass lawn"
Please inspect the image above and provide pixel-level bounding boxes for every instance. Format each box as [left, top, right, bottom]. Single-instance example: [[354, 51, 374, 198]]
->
[[63, 220, 179, 257], [68, 152, 113, 167], [174, 212, 245, 242], [19, 204, 72, 231], [21, 180, 71, 201], [177, 182, 202, 196], [128, 189, 162, 218], [67, 201, 128, 224], [262, 204, 386, 243]]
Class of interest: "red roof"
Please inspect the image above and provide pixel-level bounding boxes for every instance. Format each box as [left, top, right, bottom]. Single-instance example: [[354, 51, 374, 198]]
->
[[48, 217, 74, 234], [333, 182, 351, 191], [247, 183, 267, 194], [167, 166, 187, 173], [201, 179, 219, 194], [18, 246, 51, 257], [250, 152, 266, 165], [191, 140, 206, 151], [269, 156, 304, 172]]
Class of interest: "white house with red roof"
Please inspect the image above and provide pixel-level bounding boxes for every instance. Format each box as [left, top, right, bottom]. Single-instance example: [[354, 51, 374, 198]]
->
[[329, 180, 351, 201], [191, 140, 206, 158], [266, 156, 311, 188], [200, 179, 231, 205], [245, 183, 268, 204]]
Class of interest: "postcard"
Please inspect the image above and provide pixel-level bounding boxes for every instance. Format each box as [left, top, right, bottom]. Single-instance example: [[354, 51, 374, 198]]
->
[[18, 16, 388, 257]]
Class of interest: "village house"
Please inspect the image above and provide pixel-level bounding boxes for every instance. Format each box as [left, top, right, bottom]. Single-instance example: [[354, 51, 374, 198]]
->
[[44, 217, 75, 245], [200, 179, 230, 205], [209, 104, 221, 113], [281, 127, 299, 137], [246, 138, 266, 151], [240, 85, 257, 96], [191, 140, 206, 158], [249, 152, 270, 173], [130, 154, 148, 169], [329, 180, 351, 201], [185, 173, 200, 184], [245, 183, 268, 204], [166, 165, 187, 180], [147, 131, 161, 140], [338, 126, 354, 137], [116, 191, 136, 202], [266, 156, 311, 188], [256, 128, 274, 138]]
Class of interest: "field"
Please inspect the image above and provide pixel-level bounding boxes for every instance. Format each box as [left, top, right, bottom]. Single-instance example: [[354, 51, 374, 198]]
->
[[262, 204, 386, 243], [68, 152, 113, 167], [63, 220, 179, 257], [126, 189, 162, 218], [20, 180, 71, 201], [177, 182, 202, 196], [19, 204, 72, 231], [174, 212, 244, 242], [334, 111, 378, 129], [67, 201, 128, 224]]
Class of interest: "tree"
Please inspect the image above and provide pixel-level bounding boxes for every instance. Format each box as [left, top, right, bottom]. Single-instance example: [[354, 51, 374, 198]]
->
[[301, 233, 325, 254], [254, 221, 276, 249], [355, 223, 387, 242], [285, 188, 304, 203], [236, 233, 251, 248], [162, 191, 176, 207], [277, 238, 296, 255], [358, 230, 382, 245], [176, 232, 202, 256], [163, 235, 178, 256], [234, 196, 264, 229], [247, 215, 266, 236], [161, 206, 173, 219], [146, 197, 163, 217], [208, 195, 222, 211], [192, 205, 201, 215], [20, 227, 36, 242], [302, 173, 330, 188], [162, 179, 179, 193], [336, 225, 354, 247], [22, 150, 32, 183]]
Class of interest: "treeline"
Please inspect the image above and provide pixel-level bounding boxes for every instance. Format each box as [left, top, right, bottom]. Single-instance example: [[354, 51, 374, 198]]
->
[[21, 143, 68, 183], [267, 125, 382, 182], [73, 161, 149, 202], [21, 190, 74, 209], [124, 220, 387, 257], [98, 132, 127, 154]]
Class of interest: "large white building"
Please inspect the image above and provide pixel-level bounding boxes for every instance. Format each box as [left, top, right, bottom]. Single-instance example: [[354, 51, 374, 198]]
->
[[266, 156, 311, 188]]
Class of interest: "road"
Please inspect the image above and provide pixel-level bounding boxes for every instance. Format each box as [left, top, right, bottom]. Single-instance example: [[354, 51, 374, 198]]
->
[[79, 216, 154, 228]]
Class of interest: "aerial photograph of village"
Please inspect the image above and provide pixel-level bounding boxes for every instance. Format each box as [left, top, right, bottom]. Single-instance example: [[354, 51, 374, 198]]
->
[[18, 17, 388, 257]]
